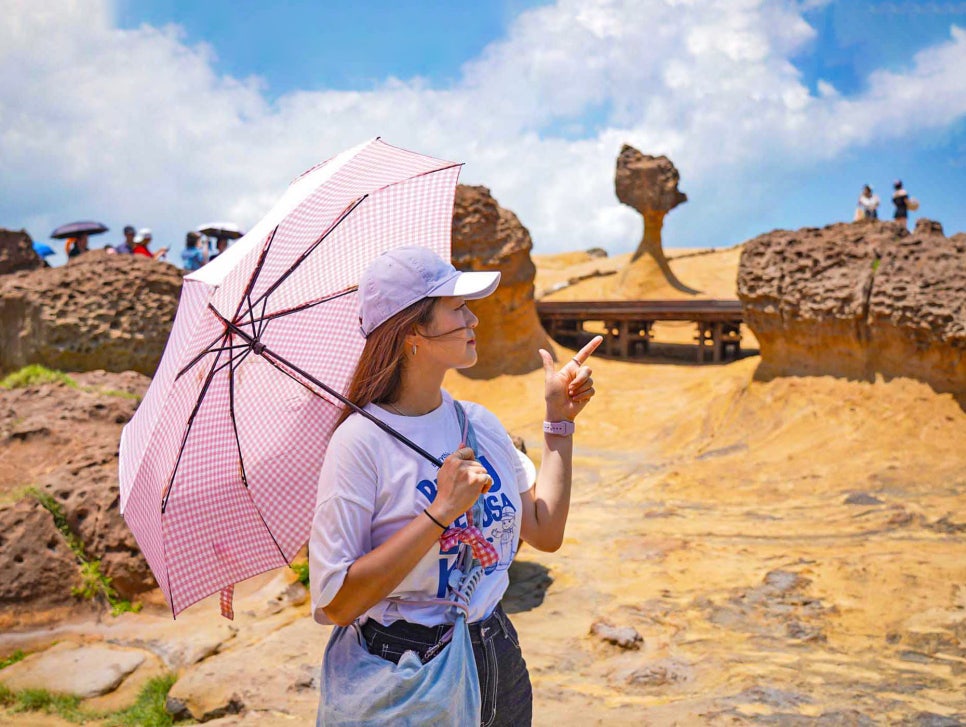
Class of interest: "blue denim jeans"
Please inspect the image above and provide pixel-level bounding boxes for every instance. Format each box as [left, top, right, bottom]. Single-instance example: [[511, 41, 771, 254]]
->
[[361, 603, 533, 727]]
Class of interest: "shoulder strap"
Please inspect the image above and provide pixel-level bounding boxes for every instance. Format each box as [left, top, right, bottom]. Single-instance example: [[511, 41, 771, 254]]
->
[[453, 399, 480, 454]]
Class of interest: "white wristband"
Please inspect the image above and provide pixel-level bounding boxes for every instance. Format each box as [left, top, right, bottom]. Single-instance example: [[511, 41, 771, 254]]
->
[[543, 420, 575, 436]]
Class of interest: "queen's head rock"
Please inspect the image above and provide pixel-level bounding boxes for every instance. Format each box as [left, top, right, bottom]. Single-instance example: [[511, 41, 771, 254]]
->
[[614, 145, 698, 295]]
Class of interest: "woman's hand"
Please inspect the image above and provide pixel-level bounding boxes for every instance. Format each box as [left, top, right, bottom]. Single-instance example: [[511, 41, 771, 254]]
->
[[538, 336, 603, 422], [431, 447, 492, 525]]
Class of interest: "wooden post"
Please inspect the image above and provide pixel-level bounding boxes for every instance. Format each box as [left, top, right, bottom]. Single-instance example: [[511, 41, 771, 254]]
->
[[712, 322, 723, 363], [604, 319, 616, 356]]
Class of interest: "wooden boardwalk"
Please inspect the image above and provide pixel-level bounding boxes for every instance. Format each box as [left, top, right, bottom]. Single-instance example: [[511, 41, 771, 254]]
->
[[536, 299, 744, 363]]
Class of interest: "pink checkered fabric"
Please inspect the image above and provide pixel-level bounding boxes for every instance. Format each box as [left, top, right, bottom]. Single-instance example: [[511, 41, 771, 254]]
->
[[118, 139, 463, 618], [439, 525, 500, 570]]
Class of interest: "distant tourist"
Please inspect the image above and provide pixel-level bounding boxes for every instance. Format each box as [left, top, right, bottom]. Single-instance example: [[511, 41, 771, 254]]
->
[[858, 185, 879, 221], [115, 225, 136, 254], [181, 231, 208, 271], [131, 228, 169, 260], [892, 180, 910, 229], [65, 234, 89, 259], [209, 237, 230, 260]]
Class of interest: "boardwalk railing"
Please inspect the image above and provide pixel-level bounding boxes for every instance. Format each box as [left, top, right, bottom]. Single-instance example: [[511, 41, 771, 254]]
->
[[536, 299, 745, 363]]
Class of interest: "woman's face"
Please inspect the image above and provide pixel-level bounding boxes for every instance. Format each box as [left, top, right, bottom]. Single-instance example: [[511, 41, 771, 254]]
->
[[415, 296, 479, 371]]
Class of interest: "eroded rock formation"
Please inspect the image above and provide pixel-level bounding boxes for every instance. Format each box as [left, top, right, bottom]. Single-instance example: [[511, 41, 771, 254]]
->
[[452, 185, 552, 378], [0, 228, 43, 275], [0, 498, 84, 613], [0, 370, 154, 621], [614, 145, 696, 295], [738, 219, 966, 394], [0, 250, 182, 376]]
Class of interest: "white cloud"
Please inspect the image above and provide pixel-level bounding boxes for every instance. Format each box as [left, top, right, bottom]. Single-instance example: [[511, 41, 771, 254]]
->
[[0, 0, 964, 268]]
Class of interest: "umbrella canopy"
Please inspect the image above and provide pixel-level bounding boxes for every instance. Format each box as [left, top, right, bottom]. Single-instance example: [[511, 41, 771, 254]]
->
[[197, 221, 245, 240], [33, 241, 56, 257], [51, 221, 108, 239], [119, 138, 461, 618]]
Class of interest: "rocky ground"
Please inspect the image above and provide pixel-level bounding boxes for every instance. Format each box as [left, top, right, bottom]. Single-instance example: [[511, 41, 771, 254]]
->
[[1, 248, 964, 725]]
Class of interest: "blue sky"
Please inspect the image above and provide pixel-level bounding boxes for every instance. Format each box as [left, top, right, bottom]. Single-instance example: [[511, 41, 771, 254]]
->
[[116, 1, 546, 95], [2, 1, 964, 270]]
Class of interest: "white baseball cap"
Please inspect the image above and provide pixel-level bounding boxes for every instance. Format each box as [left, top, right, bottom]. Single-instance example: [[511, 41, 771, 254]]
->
[[358, 246, 500, 337]]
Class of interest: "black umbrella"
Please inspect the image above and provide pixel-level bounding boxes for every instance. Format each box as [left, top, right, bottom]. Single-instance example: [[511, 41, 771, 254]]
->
[[51, 221, 109, 239], [197, 221, 244, 240]]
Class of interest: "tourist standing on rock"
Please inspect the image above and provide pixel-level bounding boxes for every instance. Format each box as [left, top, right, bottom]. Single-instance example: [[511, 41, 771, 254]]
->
[[115, 225, 136, 254], [892, 180, 910, 228], [310, 247, 602, 726], [209, 236, 230, 260], [131, 228, 168, 260], [858, 185, 879, 221], [180, 231, 208, 271], [65, 233, 89, 258]]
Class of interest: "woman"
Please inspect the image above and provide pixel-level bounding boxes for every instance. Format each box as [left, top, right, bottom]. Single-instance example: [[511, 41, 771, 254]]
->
[[131, 228, 169, 260], [180, 231, 208, 271], [857, 185, 879, 221], [310, 246, 601, 725], [892, 180, 909, 229], [65, 233, 89, 258]]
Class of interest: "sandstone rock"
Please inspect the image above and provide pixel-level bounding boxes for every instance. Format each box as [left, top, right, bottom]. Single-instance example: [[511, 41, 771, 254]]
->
[[0, 370, 155, 613], [39, 437, 156, 599], [737, 220, 966, 395], [0, 249, 182, 376], [0, 228, 43, 276], [80, 649, 167, 714], [0, 641, 146, 698], [616, 658, 691, 688], [844, 492, 884, 506], [614, 144, 696, 295], [590, 619, 643, 649], [0, 496, 83, 610], [166, 617, 323, 722], [107, 619, 238, 670], [452, 185, 552, 377]]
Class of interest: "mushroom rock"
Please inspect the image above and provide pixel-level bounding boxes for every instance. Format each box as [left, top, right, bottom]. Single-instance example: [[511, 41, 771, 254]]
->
[[614, 144, 697, 295], [737, 219, 966, 395], [451, 185, 553, 378], [0, 228, 43, 276], [0, 250, 183, 376]]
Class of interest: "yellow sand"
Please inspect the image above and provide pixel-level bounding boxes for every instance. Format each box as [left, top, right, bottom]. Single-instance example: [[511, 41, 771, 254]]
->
[[445, 349, 966, 723]]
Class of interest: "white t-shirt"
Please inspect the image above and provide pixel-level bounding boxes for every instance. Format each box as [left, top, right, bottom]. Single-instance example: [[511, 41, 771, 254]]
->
[[309, 390, 535, 627]]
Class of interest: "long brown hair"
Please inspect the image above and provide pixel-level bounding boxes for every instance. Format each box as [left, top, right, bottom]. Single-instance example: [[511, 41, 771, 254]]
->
[[336, 297, 437, 427]]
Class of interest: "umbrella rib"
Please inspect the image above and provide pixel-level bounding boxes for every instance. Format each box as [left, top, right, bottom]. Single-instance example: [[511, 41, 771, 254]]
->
[[258, 348, 443, 468], [257, 296, 269, 340], [227, 348, 290, 567], [211, 309, 443, 468], [230, 224, 279, 326], [245, 287, 357, 329], [245, 194, 368, 314], [246, 293, 259, 341], [176, 342, 250, 381], [161, 341, 230, 514], [228, 349, 252, 490]]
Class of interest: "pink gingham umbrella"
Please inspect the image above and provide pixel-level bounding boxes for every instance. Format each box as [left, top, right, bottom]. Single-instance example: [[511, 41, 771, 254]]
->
[[118, 139, 458, 618]]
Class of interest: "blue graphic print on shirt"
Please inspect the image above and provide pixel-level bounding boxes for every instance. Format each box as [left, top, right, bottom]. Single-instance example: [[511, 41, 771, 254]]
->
[[415, 453, 519, 596]]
